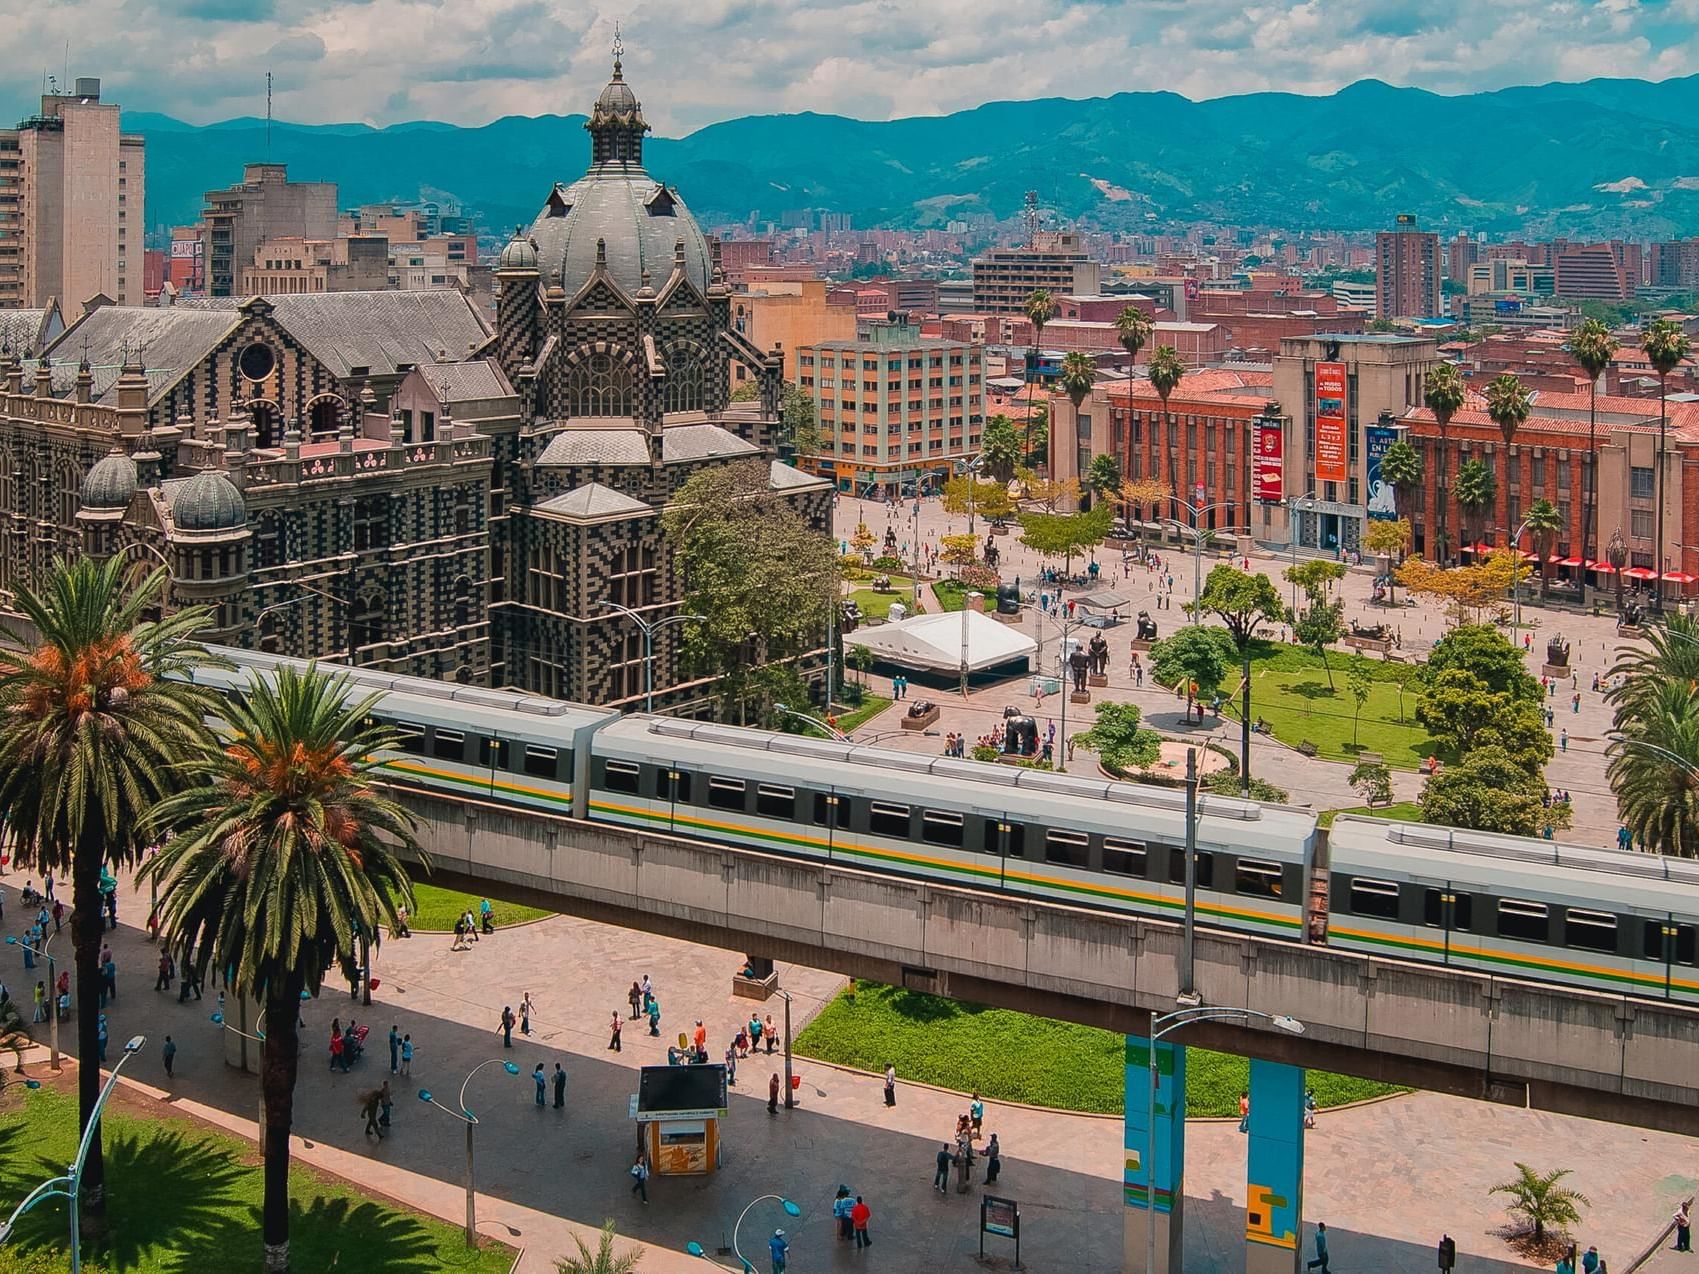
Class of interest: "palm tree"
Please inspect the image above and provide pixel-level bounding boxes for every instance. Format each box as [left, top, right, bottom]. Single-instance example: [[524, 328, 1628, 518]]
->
[[1147, 346, 1186, 520], [0, 557, 219, 1238], [1567, 318, 1619, 578], [1084, 452, 1122, 512], [1114, 305, 1154, 369], [557, 1222, 643, 1274], [1606, 613, 1699, 857], [1022, 288, 1057, 464], [1424, 362, 1467, 560], [1489, 1163, 1589, 1244], [1484, 372, 1531, 550], [1524, 497, 1563, 602], [1641, 318, 1692, 611], [1606, 612, 1699, 720], [141, 664, 423, 1272], [979, 413, 1021, 483], [1377, 439, 1424, 521], [1453, 458, 1497, 549]]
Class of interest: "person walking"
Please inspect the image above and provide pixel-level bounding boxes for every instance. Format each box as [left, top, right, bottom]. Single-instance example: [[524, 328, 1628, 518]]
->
[[647, 997, 661, 1037], [499, 1005, 515, 1048], [360, 1088, 383, 1138], [763, 1014, 777, 1055], [748, 1013, 763, 1052], [1676, 1201, 1692, 1251], [553, 1062, 567, 1109], [400, 1034, 414, 1076], [520, 992, 534, 1037], [628, 981, 643, 1020], [934, 1143, 951, 1192], [851, 1196, 871, 1249], [985, 1133, 1002, 1184], [378, 1080, 393, 1133], [155, 949, 174, 991], [769, 1229, 789, 1274], [970, 1092, 984, 1137], [1307, 1221, 1330, 1272], [388, 1024, 401, 1074], [609, 1012, 623, 1052], [1238, 1090, 1250, 1133], [884, 1062, 896, 1107], [1560, 728, 1569, 752], [768, 1071, 781, 1115], [629, 1152, 649, 1203], [162, 1034, 176, 1078], [532, 1063, 547, 1106]]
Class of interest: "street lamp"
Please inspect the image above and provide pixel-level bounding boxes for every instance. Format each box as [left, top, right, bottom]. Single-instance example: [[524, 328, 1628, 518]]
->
[[5, 931, 59, 1070], [1160, 499, 1233, 625], [417, 1058, 521, 1247], [773, 703, 849, 742], [955, 453, 985, 539], [1285, 490, 1320, 615], [686, 1195, 803, 1273], [0, 1035, 145, 1274], [1026, 604, 1090, 770], [958, 591, 983, 697], [1496, 517, 1538, 636], [598, 602, 706, 715], [1142, 1007, 1301, 1274]]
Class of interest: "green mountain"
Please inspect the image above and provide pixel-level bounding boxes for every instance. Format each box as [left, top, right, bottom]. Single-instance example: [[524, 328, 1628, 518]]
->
[[125, 75, 1699, 238]]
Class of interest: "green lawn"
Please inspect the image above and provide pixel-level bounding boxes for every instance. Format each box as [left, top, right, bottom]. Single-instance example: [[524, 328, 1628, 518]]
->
[[0, 1085, 512, 1273], [931, 579, 972, 611], [795, 982, 1405, 1117], [408, 879, 552, 932], [835, 694, 893, 734], [847, 576, 920, 619], [1319, 802, 1424, 830]]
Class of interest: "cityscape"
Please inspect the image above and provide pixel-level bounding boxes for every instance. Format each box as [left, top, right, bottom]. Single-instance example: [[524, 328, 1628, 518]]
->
[[0, 5, 1697, 1273]]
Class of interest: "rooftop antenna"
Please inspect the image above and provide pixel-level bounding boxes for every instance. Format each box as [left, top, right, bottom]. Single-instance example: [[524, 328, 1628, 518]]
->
[[1023, 190, 1040, 248], [266, 71, 273, 159]]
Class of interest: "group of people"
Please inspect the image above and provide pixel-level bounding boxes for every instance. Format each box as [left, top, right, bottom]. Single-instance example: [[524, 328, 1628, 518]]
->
[[449, 898, 497, 950], [930, 1092, 1002, 1195]]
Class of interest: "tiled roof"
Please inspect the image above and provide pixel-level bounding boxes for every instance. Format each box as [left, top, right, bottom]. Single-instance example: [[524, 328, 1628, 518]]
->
[[1106, 367, 1274, 405], [535, 482, 651, 521], [0, 306, 60, 358], [769, 460, 830, 491], [41, 306, 242, 405], [661, 423, 759, 463], [419, 360, 513, 403], [536, 427, 652, 466]]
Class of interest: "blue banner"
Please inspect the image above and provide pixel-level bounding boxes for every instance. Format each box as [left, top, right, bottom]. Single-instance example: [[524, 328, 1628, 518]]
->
[[1365, 424, 1397, 521]]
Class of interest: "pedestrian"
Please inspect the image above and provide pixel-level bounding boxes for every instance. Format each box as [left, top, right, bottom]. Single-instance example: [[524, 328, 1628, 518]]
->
[[834, 1186, 854, 1239], [393, 905, 411, 938], [725, 1042, 738, 1086], [764, 1013, 777, 1054], [1560, 729, 1568, 752], [609, 1012, 623, 1051], [533, 1063, 547, 1106], [520, 992, 534, 1037], [389, 1023, 401, 1074], [499, 1005, 514, 1048], [162, 1034, 176, 1078], [379, 1080, 393, 1132], [1238, 1090, 1250, 1133], [1677, 1201, 1692, 1251], [629, 1152, 649, 1203], [97, 1013, 108, 1063], [884, 1062, 896, 1107], [693, 1019, 707, 1055], [628, 981, 642, 1020], [769, 1228, 789, 1274], [1572, 692, 1581, 714], [647, 998, 661, 1037], [553, 1062, 567, 1109], [970, 1092, 984, 1137], [769, 1071, 781, 1115], [361, 1088, 382, 1138], [1582, 1247, 1600, 1274], [480, 897, 494, 934], [101, 950, 116, 1004], [1307, 1221, 1330, 1272], [934, 1143, 951, 1191], [330, 1029, 345, 1072], [50, 899, 62, 934], [1303, 1088, 1317, 1129], [401, 1034, 414, 1075], [851, 1196, 871, 1248], [31, 980, 44, 1023], [985, 1132, 1001, 1184], [451, 915, 466, 951]]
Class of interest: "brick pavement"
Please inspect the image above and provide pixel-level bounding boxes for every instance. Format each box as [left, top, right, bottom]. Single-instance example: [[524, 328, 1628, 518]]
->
[[15, 878, 1695, 1273]]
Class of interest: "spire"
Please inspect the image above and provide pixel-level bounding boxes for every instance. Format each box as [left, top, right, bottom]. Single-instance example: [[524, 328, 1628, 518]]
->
[[586, 26, 650, 169]]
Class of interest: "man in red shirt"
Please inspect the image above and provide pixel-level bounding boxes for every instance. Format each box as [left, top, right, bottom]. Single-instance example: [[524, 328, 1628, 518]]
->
[[693, 1020, 707, 1056], [850, 1197, 871, 1249]]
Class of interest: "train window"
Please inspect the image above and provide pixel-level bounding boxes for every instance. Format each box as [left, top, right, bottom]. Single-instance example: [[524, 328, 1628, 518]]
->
[[393, 722, 426, 754], [1103, 837, 1147, 877], [980, 820, 1024, 856], [1235, 859, 1283, 899], [480, 737, 508, 767], [922, 810, 964, 848], [1351, 879, 1401, 919], [432, 729, 465, 761], [811, 793, 848, 828], [1044, 829, 1088, 868], [869, 802, 911, 838], [658, 769, 691, 802], [1497, 899, 1549, 943], [708, 776, 746, 810], [1166, 849, 1213, 888], [757, 784, 795, 819], [1564, 909, 1617, 953], [1680, 925, 1698, 966], [604, 760, 640, 795], [1423, 888, 1473, 930], [523, 745, 559, 779]]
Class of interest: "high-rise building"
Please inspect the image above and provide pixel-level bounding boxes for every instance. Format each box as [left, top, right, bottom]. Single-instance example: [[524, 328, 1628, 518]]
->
[[1446, 232, 1479, 283], [1553, 242, 1639, 300], [971, 233, 1102, 314], [1652, 239, 1699, 291], [201, 164, 339, 297], [1374, 215, 1440, 320], [0, 78, 144, 310]]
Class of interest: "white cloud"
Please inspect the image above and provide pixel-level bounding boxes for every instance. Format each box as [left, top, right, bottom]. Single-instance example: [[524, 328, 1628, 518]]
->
[[1, 0, 1696, 129]]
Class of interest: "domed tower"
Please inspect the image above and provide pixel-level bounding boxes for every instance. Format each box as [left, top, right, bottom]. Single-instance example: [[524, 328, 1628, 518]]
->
[[494, 227, 542, 390], [167, 469, 250, 642], [587, 39, 649, 168], [76, 449, 138, 560]]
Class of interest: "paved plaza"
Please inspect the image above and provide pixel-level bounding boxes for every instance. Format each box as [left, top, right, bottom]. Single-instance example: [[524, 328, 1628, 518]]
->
[[833, 492, 1638, 847], [14, 878, 1695, 1273]]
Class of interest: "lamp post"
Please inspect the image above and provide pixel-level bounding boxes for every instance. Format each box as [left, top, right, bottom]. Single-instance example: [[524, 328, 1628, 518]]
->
[[776, 988, 796, 1109], [598, 602, 706, 715], [1181, 747, 1198, 992], [958, 591, 983, 697], [417, 1058, 521, 1247], [1498, 516, 1536, 635], [1285, 489, 1320, 616], [6, 931, 59, 1070], [1607, 527, 1629, 615], [1143, 1008, 1302, 1274], [1028, 604, 1089, 771], [0, 1035, 145, 1274], [957, 453, 985, 539], [773, 703, 849, 742], [686, 1195, 803, 1273], [1161, 498, 1232, 625]]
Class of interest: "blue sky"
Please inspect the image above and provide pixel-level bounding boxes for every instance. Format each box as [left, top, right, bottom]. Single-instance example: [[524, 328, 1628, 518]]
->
[[2, 0, 1696, 130]]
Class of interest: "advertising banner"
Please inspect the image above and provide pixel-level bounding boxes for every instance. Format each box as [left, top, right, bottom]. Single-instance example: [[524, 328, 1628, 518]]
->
[[1254, 418, 1284, 503], [1365, 424, 1397, 520], [1314, 361, 1348, 484]]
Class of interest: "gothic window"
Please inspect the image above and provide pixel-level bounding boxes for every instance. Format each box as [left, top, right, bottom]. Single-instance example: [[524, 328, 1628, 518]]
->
[[254, 513, 283, 568], [349, 586, 385, 654], [452, 574, 473, 628], [564, 350, 635, 417], [248, 401, 279, 449], [352, 496, 388, 552], [257, 611, 282, 654], [58, 462, 81, 527], [661, 340, 706, 414], [308, 396, 344, 440]]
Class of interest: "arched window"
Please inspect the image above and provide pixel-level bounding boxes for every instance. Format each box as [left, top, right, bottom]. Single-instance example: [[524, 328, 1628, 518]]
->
[[661, 340, 706, 414], [308, 396, 344, 440], [563, 350, 634, 417], [348, 586, 385, 655], [247, 401, 280, 449], [452, 574, 473, 629]]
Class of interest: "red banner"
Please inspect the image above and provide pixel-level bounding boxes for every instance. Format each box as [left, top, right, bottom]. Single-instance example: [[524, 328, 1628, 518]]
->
[[1314, 360, 1348, 484], [1254, 418, 1284, 503]]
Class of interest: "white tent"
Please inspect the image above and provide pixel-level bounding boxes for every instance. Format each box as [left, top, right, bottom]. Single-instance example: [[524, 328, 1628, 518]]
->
[[844, 608, 1038, 674]]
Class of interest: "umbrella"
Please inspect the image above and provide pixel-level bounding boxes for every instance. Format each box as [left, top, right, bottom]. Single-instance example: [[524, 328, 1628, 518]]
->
[[1623, 566, 1659, 581]]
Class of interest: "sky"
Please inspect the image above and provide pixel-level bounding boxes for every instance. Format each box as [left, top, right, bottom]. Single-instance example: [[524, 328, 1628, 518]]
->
[[3, 0, 1698, 132]]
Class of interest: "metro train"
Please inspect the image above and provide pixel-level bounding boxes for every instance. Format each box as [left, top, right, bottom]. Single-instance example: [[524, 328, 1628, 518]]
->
[[190, 648, 1699, 1006]]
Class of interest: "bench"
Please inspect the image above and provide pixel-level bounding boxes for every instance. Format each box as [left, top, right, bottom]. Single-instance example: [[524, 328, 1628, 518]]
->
[[1297, 740, 1319, 758], [1419, 757, 1441, 776], [1356, 751, 1384, 767]]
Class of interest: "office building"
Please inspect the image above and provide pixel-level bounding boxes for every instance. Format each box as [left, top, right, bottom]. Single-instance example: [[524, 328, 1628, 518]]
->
[[1374, 215, 1440, 320], [1553, 242, 1639, 301], [202, 164, 339, 297], [971, 234, 1102, 314]]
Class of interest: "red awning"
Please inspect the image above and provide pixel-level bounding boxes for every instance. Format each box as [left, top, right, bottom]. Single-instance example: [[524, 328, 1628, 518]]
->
[[1664, 570, 1699, 584], [1460, 542, 1496, 555], [1558, 556, 1584, 567], [1623, 566, 1659, 581], [1520, 549, 1539, 561], [1587, 560, 1618, 574]]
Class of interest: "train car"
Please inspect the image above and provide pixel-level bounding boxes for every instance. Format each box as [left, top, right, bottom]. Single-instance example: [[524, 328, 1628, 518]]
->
[[586, 715, 1319, 938], [190, 649, 617, 819], [1325, 814, 1699, 1003]]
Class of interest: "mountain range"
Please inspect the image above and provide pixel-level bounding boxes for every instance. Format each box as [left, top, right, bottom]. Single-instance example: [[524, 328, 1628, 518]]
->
[[121, 74, 1699, 240]]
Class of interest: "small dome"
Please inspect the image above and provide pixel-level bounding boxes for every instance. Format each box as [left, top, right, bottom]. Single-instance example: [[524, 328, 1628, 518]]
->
[[497, 231, 539, 272], [595, 70, 638, 117], [82, 451, 137, 511], [173, 470, 246, 531]]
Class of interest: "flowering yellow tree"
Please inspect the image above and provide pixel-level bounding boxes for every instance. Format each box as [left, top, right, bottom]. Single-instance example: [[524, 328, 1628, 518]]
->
[[1397, 549, 1527, 626]]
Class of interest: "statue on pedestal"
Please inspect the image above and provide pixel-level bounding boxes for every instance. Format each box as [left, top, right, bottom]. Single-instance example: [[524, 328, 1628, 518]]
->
[[996, 582, 1022, 615], [1001, 705, 1038, 756], [1546, 633, 1571, 669], [1136, 611, 1158, 641], [1088, 633, 1109, 676], [1068, 646, 1090, 693]]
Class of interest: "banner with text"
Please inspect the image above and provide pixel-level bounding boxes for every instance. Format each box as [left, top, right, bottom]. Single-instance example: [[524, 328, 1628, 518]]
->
[[1254, 419, 1284, 503], [1314, 361, 1348, 484], [1365, 424, 1397, 520]]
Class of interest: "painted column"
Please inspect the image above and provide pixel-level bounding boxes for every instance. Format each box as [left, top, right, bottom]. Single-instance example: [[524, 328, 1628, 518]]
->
[[1123, 1034, 1187, 1272], [1245, 1058, 1307, 1274]]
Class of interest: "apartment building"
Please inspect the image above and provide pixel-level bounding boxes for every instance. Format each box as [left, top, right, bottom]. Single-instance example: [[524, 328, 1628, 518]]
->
[[202, 164, 338, 297], [971, 233, 1102, 314], [1375, 215, 1441, 319]]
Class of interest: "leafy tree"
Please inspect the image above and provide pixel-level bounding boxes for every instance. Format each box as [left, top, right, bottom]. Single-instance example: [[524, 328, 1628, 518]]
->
[[780, 383, 822, 457], [1073, 701, 1163, 773], [747, 663, 818, 732], [1283, 558, 1346, 598], [941, 475, 1016, 525], [1642, 318, 1691, 607], [1348, 760, 1393, 807], [1397, 551, 1525, 627], [1377, 439, 1423, 519], [1367, 318, 1397, 333], [729, 380, 761, 402], [1017, 471, 1081, 514], [1415, 668, 1502, 755], [1425, 362, 1467, 557], [1192, 565, 1284, 648], [1022, 288, 1056, 459], [1289, 588, 1345, 689], [1059, 350, 1096, 410], [1118, 477, 1173, 526], [847, 643, 875, 685], [0, 557, 220, 1239], [1523, 497, 1563, 601], [940, 533, 979, 572], [1363, 518, 1412, 601], [1205, 769, 1289, 802], [979, 414, 1022, 481], [1567, 317, 1618, 569], [1017, 506, 1112, 578], [849, 521, 877, 560], [1115, 305, 1154, 367], [1452, 458, 1497, 546], [141, 665, 421, 1273], [1420, 746, 1548, 835], [1346, 657, 1374, 746], [1425, 623, 1540, 701], [1488, 1164, 1589, 1244], [1085, 453, 1123, 508], [556, 1221, 644, 1274], [1149, 625, 1238, 701], [1474, 702, 1555, 775]]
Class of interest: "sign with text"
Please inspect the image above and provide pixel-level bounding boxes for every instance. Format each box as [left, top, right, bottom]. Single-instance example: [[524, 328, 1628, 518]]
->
[[1254, 418, 1284, 503], [1313, 361, 1348, 484], [1365, 424, 1397, 520]]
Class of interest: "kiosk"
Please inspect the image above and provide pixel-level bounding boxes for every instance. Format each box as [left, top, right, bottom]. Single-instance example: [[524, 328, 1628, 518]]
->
[[632, 1065, 728, 1175]]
